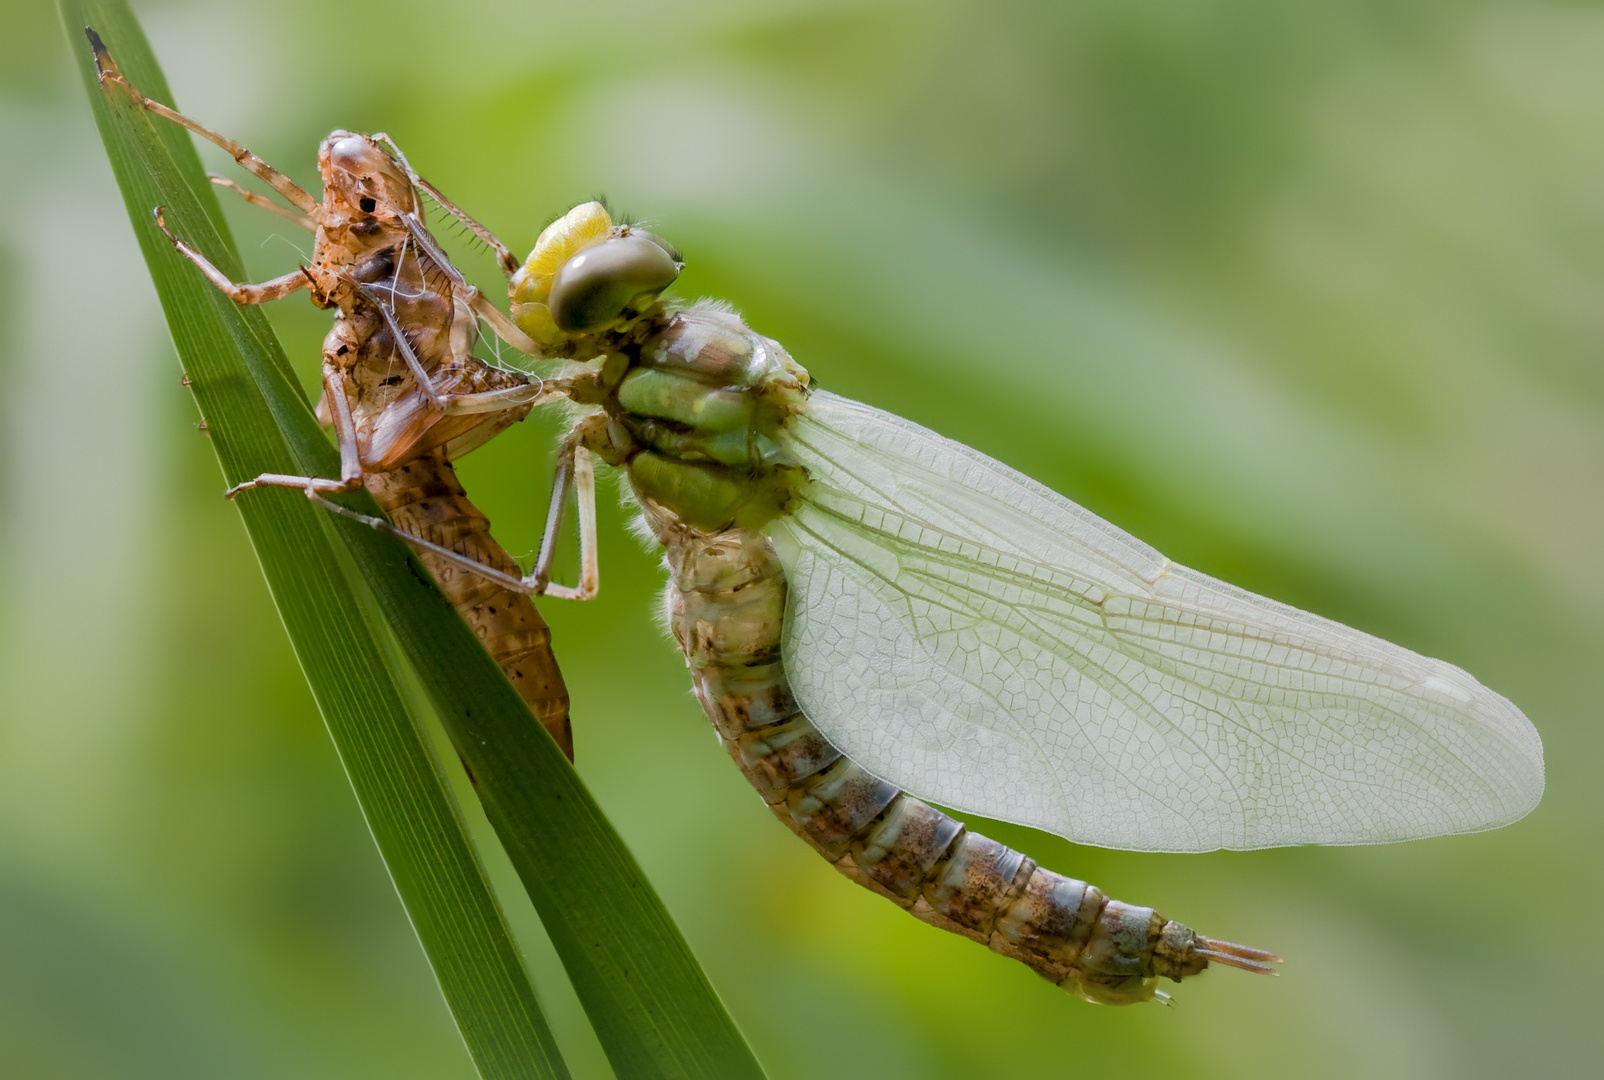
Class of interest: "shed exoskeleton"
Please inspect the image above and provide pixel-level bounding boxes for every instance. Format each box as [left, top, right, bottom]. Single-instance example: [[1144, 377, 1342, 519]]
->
[[90, 33, 573, 759]]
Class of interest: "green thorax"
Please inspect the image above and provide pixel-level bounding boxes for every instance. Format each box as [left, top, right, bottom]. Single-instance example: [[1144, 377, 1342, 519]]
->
[[587, 302, 810, 534]]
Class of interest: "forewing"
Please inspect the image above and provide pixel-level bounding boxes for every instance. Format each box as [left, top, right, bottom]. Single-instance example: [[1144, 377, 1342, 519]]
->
[[769, 391, 1544, 852]]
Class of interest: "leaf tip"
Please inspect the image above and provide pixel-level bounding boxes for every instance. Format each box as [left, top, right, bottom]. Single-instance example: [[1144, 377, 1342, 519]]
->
[[84, 25, 121, 86]]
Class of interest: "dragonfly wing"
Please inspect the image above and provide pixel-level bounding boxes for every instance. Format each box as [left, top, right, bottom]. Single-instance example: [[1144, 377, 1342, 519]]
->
[[768, 390, 1544, 852]]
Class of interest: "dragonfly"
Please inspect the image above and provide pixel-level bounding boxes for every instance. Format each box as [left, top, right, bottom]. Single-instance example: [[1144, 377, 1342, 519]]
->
[[89, 32, 575, 758], [358, 197, 1546, 1004]]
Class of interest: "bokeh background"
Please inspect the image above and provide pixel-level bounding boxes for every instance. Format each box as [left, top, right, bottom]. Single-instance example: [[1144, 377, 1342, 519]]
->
[[3, 1, 1600, 1076]]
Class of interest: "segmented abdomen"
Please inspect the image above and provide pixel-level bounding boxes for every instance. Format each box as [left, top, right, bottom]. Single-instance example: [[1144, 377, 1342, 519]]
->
[[366, 450, 574, 760], [662, 525, 1212, 1004]]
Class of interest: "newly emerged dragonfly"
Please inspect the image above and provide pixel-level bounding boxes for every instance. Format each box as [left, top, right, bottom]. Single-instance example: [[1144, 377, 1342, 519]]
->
[[90, 34, 574, 757], [369, 199, 1546, 1003]]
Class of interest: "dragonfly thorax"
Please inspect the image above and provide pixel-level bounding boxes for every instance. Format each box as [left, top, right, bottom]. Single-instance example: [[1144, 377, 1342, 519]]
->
[[580, 303, 810, 534]]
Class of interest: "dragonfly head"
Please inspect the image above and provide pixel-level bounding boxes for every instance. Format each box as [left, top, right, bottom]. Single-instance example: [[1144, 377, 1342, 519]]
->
[[319, 131, 418, 224], [511, 201, 682, 349]]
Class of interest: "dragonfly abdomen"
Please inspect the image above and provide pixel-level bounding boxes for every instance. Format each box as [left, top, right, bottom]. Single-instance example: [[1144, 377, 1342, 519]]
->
[[367, 450, 573, 760], [659, 517, 1243, 1004]]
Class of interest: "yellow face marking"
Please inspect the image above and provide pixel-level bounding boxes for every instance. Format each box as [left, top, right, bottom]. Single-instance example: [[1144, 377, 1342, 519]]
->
[[510, 201, 616, 346], [512, 201, 614, 306]]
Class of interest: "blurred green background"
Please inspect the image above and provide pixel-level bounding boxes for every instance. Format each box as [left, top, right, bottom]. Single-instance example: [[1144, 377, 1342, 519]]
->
[[4, 0, 1599, 1076]]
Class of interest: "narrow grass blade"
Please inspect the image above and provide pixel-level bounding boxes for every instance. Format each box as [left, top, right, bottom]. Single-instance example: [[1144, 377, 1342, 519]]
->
[[61, 5, 566, 1078], [65, 3, 765, 1077]]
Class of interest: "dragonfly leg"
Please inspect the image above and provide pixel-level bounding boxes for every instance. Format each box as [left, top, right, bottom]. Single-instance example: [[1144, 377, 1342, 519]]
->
[[154, 207, 310, 305], [533, 426, 599, 602], [320, 446, 601, 599], [89, 31, 320, 217], [390, 222, 541, 357], [374, 186, 541, 358], [208, 175, 317, 232], [437, 382, 553, 416], [463, 290, 542, 358], [370, 132, 521, 276], [308, 492, 543, 597], [226, 363, 364, 498], [302, 418, 601, 601]]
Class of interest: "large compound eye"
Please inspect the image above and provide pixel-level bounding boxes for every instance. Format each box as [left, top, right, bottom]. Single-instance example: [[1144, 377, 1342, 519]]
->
[[548, 233, 680, 333]]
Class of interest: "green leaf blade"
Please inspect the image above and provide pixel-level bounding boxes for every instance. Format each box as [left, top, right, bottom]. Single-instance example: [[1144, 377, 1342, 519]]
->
[[66, 3, 765, 1077], [63, 6, 567, 1078]]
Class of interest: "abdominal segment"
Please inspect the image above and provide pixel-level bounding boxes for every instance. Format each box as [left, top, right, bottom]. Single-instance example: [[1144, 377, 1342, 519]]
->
[[658, 519, 1214, 1005], [367, 450, 573, 760]]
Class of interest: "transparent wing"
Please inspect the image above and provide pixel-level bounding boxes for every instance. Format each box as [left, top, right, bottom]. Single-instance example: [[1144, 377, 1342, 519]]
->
[[769, 391, 1544, 852]]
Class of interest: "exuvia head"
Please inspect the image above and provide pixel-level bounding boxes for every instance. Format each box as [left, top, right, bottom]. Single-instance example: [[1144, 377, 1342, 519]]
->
[[318, 131, 417, 221], [511, 201, 682, 346]]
